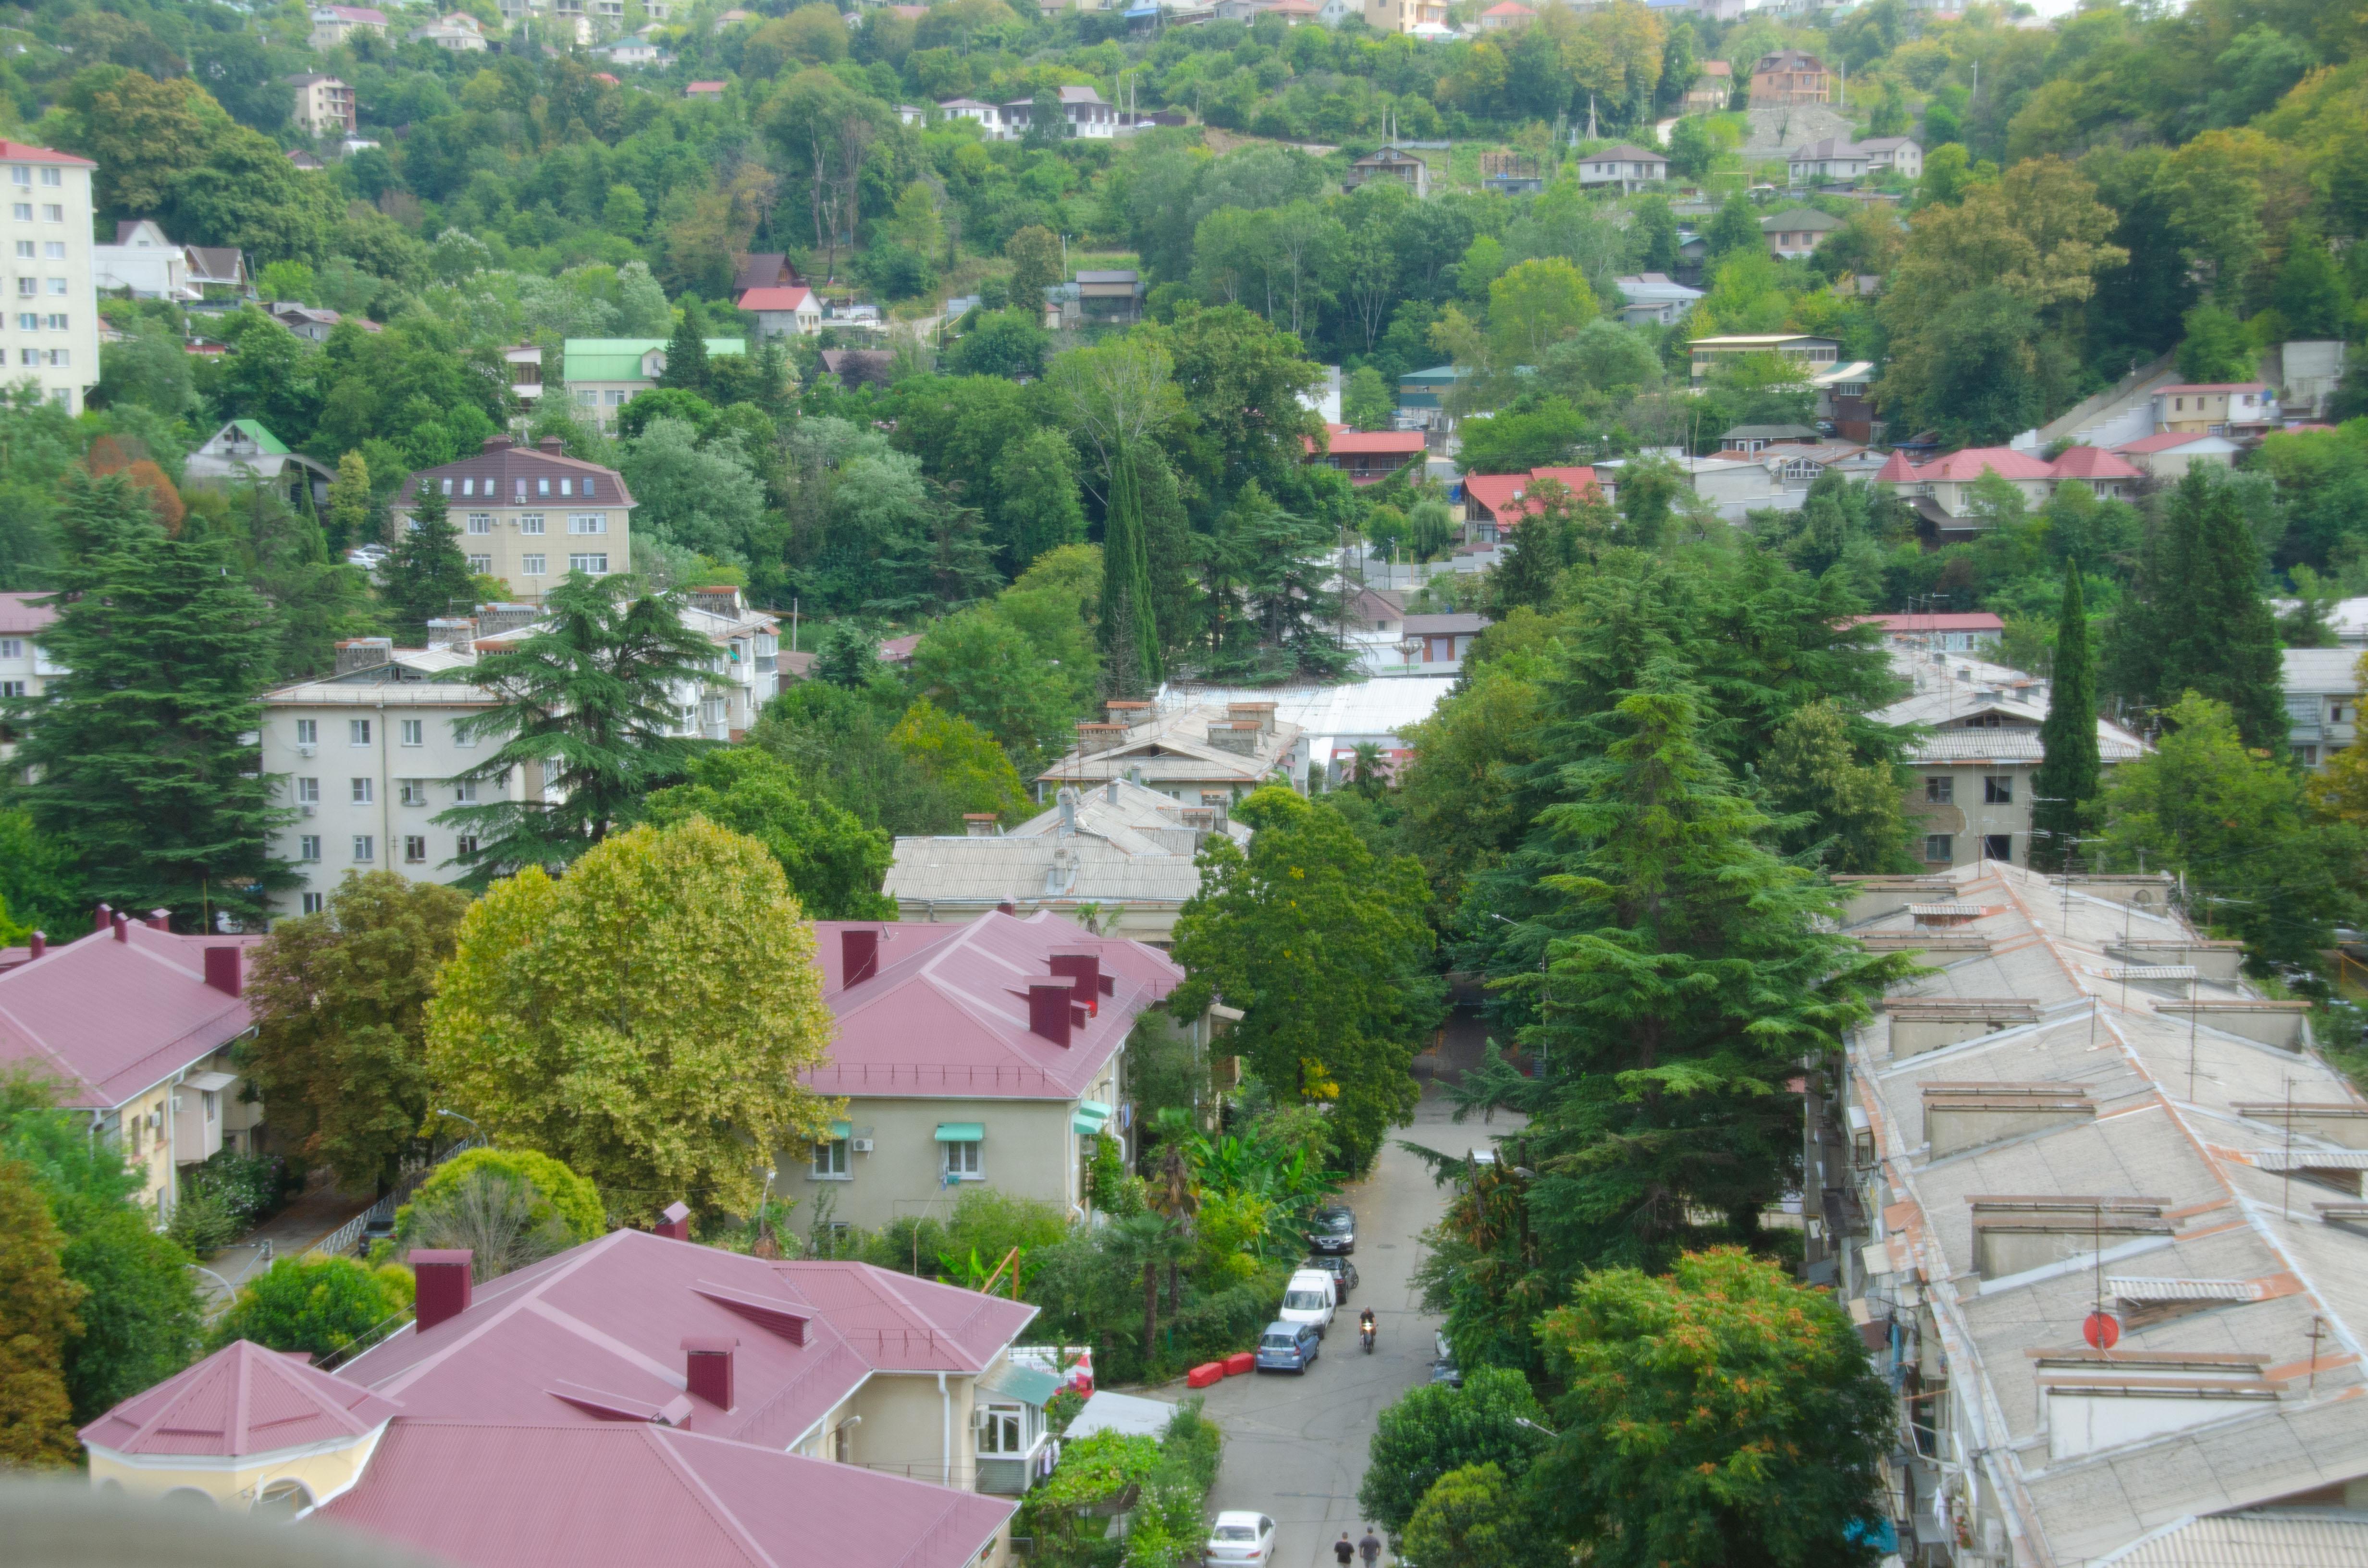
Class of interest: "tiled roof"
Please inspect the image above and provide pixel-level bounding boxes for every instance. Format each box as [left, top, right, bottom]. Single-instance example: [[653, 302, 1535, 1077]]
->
[[1856, 612, 2004, 633], [323, 1421, 1012, 1568], [2113, 431, 2227, 454], [0, 589, 58, 635], [737, 286, 813, 312], [2045, 444, 2142, 480], [1317, 424, 1427, 456], [0, 139, 94, 167], [1760, 206, 1846, 232], [80, 1340, 399, 1458], [0, 922, 258, 1109], [1584, 144, 1665, 162], [807, 910, 1183, 1101], [395, 439, 634, 509], [1462, 467, 1602, 522]]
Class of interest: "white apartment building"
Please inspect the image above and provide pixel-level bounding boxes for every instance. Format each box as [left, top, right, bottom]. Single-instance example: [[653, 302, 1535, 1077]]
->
[[0, 590, 60, 764], [2, 141, 98, 414], [392, 435, 635, 598]]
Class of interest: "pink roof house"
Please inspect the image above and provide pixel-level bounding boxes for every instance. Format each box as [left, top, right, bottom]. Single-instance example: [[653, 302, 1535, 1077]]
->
[[795, 911, 1185, 1229], [0, 907, 263, 1218], [80, 1231, 1035, 1558], [1875, 444, 2140, 538]]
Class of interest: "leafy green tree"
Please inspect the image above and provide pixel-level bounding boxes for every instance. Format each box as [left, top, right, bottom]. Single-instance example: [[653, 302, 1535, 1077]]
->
[[241, 871, 472, 1192], [620, 417, 769, 567], [398, 1148, 606, 1247], [212, 1255, 412, 1359], [1401, 1463, 1563, 1568], [2107, 466, 2285, 749], [948, 311, 1051, 380], [888, 700, 1034, 822], [2273, 231, 2351, 341], [911, 602, 1094, 767], [1006, 224, 1064, 301], [381, 474, 474, 640], [1759, 700, 1912, 872], [1171, 788, 1442, 1173], [2098, 692, 2364, 966], [1052, 336, 1181, 697], [2030, 559, 2098, 871], [325, 449, 374, 556], [813, 620, 882, 688], [1532, 1248, 1895, 1568], [1488, 258, 1597, 366], [0, 808, 88, 937], [427, 818, 840, 1224], [9, 472, 288, 928], [642, 746, 895, 918], [436, 574, 719, 881], [1359, 1367, 1551, 1539], [1701, 190, 1763, 267], [993, 428, 1088, 573], [1343, 365, 1395, 431], [2176, 302, 2254, 382], [0, 1153, 82, 1467]]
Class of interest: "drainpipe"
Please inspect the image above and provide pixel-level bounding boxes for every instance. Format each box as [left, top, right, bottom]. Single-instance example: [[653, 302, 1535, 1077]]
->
[[937, 1371, 952, 1487]]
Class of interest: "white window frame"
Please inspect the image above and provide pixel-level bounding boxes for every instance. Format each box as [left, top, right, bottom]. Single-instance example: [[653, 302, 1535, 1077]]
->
[[296, 777, 320, 805], [943, 1138, 983, 1180], [400, 718, 423, 747], [568, 552, 609, 575], [467, 512, 493, 534], [568, 513, 605, 534], [404, 835, 428, 863], [519, 512, 545, 535], [298, 835, 321, 862], [350, 718, 372, 747], [295, 718, 318, 746], [351, 777, 374, 805], [399, 779, 428, 807], [467, 553, 493, 575], [521, 553, 547, 576], [811, 1138, 850, 1179], [302, 892, 326, 915], [352, 834, 376, 863]]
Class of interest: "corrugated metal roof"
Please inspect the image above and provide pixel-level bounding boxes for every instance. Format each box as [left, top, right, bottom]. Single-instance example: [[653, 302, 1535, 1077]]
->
[[2095, 1511, 2368, 1567], [0, 923, 258, 1108], [80, 1341, 399, 1458], [561, 337, 746, 383], [2107, 1278, 2258, 1303]]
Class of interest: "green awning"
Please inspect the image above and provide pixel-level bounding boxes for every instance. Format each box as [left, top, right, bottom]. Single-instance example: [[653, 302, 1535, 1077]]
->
[[1073, 1110, 1111, 1137], [978, 1363, 1064, 1407], [1078, 1100, 1113, 1120], [829, 1121, 851, 1139], [935, 1123, 985, 1142]]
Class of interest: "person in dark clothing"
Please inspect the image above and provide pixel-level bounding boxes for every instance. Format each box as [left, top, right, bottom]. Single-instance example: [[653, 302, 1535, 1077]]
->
[[1358, 1528, 1382, 1566], [1333, 1532, 1356, 1566]]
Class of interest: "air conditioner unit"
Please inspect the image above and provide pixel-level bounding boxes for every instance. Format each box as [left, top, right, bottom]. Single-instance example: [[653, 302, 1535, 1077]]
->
[[849, 1138, 874, 1153], [299, 803, 316, 817], [296, 743, 317, 757]]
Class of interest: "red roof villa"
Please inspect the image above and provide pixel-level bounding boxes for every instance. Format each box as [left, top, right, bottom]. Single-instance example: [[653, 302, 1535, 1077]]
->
[[0, 906, 264, 1221], [81, 1231, 1041, 1566], [1303, 423, 1427, 485], [1459, 466, 1607, 545], [793, 910, 1194, 1232], [1875, 444, 2140, 541]]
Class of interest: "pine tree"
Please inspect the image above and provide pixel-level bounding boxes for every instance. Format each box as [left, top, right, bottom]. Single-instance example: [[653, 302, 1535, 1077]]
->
[[12, 472, 291, 928], [381, 475, 473, 642], [2031, 559, 2098, 871], [435, 572, 719, 883], [657, 302, 711, 395], [2155, 466, 2286, 750], [325, 449, 372, 556], [1099, 445, 1164, 697]]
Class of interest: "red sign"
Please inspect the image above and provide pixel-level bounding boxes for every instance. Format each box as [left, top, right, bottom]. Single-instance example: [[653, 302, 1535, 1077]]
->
[[2083, 1311, 2121, 1350]]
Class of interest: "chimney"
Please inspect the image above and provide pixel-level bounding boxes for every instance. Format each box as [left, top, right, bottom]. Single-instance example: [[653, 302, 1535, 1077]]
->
[[963, 813, 998, 837], [1105, 699, 1151, 725], [1104, 779, 1119, 804], [996, 900, 1016, 915], [1028, 982, 1074, 1046], [683, 1336, 737, 1410], [92, 902, 112, 932], [27, 931, 43, 959], [842, 928, 879, 985], [655, 1200, 691, 1240], [538, 435, 565, 455], [111, 912, 129, 943], [203, 946, 243, 997], [335, 637, 394, 676], [482, 435, 513, 453], [1206, 722, 1259, 756], [425, 617, 477, 651], [1059, 788, 1078, 830], [410, 1250, 473, 1331], [1049, 952, 1101, 1015], [144, 909, 170, 931]]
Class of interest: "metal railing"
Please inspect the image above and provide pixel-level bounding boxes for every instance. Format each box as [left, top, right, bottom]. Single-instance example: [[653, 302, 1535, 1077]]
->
[[306, 1137, 486, 1261]]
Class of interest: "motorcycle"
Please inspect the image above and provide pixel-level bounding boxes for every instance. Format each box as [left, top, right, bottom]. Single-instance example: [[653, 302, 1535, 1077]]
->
[[1359, 1317, 1376, 1354]]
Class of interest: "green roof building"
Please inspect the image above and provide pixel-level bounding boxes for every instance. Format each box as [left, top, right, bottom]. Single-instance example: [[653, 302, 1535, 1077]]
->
[[561, 337, 747, 430]]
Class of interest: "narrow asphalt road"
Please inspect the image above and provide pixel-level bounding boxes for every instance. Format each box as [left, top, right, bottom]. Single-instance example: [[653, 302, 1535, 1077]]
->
[[1156, 1083, 1515, 1568]]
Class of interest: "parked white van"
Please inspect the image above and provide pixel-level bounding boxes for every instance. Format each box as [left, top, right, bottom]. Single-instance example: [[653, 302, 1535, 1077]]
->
[[1278, 1267, 1339, 1337]]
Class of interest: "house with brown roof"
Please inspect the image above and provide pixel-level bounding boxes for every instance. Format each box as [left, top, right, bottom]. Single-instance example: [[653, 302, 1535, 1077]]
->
[[740, 284, 822, 338], [393, 434, 636, 589], [1459, 466, 1607, 544], [1341, 147, 1429, 198], [1574, 144, 1668, 193], [0, 910, 263, 1219], [1477, 0, 1534, 28], [308, 5, 388, 49], [1037, 701, 1307, 801], [285, 74, 356, 137], [796, 910, 1194, 1236], [1304, 422, 1426, 486], [82, 1234, 1032, 1563]]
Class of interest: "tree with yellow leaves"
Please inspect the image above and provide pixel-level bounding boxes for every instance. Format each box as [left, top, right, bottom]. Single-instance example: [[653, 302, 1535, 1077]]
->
[[0, 1154, 85, 1468], [426, 818, 839, 1227], [2308, 655, 2368, 828]]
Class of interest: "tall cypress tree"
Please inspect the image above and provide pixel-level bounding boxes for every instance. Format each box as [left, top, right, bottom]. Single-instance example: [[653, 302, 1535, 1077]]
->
[[12, 472, 290, 928], [381, 475, 473, 641], [1099, 444, 1163, 697], [2031, 558, 2098, 872], [2156, 466, 2285, 751], [657, 300, 711, 395]]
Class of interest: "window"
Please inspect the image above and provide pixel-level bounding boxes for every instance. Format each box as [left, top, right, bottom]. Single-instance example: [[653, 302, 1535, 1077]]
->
[[15, 312, 35, 331], [2332, 703, 2349, 723], [41, 313, 64, 331], [978, 1405, 1027, 1455], [38, 168, 57, 188], [298, 835, 321, 861], [40, 205, 60, 223], [581, 477, 597, 497], [14, 279, 30, 298], [2296, 743, 2322, 767], [351, 777, 374, 805], [295, 718, 317, 746], [460, 478, 474, 497], [604, 390, 626, 405], [467, 553, 492, 574], [943, 1138, 982, 1179], [0, 679, 22, 698], [467, 512, 492, 534], [404, 835, 427, 863], [400, 718, 423, 747], [575, 390, 598, 408], [451, 719, 475, 748], [1961, 711, 2003, 728], [537, 477, 551, 495], [9, 206, 28, 223], [1983, 775, 2012, 804], [558, 478, 572, 496], [350, 719, 372, 747], [302, 892, 326, 915], [295, 777, 319, 805], [568, 553, 609, 575], [521, 553, 547, 576], [43, 242, 62, 260], [1924, 833, 1953, 863], [455, 834, 479, 858], [43, 349, 65, 368], [519, 512, 545, 535], [45, 278, 64, 296], [352, 834, 375, 862], [811, 1138, 850, 1178], [7, 166, 24, 186], [400, 779, 427, 807], [0, 638, 16, 660], [454, 780, 479, 804], [1982, 833, 2012, 863], [439, 478, 453, 495], [1925, 776, 1953, 804], [568, 513, 604, 534]]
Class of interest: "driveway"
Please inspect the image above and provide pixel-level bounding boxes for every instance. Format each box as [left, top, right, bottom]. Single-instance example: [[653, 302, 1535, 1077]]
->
[[1158, 1083, 1513, 1568]]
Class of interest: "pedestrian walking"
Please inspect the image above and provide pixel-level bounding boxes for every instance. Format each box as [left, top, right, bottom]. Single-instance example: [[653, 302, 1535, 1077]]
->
[[1359, 1526, 1382, 1567], [1333, 1532, 1356, 1567]]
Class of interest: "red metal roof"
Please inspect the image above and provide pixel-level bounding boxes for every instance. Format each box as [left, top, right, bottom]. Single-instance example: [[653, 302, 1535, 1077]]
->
[[1875, 445, 2137, 484], [344, 1230, 1036, 1449], [1856, 612, 2004, 633], [0, 589, 58, 636], [0, 139, 96, 168], [322, 1421, 1013, 1568], [1875, 450, 1918, 482], [0, 922, 257, 1109], [806, 911, 1183, 1102], [2113, 431, 2222, 454], [1461, 466, 1601, 524], [736, 286, 813, 312], [1313, 423, 1427, 456], [2044, 444, 2141, 480], [80, 1341, 399, 1459]]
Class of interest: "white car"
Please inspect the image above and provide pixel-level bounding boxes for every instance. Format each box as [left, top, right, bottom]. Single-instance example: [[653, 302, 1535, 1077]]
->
[[1206, 1511, 1277, 1565], [1279, 1267, 1338, 1337]]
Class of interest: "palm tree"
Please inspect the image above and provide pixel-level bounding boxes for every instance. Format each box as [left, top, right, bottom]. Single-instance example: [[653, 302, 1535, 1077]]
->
[[1147, 1141, 1199, 1312]]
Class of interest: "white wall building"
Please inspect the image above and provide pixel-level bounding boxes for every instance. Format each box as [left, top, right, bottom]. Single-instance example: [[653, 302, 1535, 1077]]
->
[[91, 219, 191, 301], [2, 141, 98, 414]]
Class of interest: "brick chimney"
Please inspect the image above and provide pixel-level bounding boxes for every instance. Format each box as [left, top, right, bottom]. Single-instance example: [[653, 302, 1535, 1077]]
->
[[683, 1336, 737, 1409], [963, 813, 998, 837], [1049, 952, 1102, 1015], [335, 637, 394, 676], [538, 435, 565, 454], [1028, 982, 1074, 1046], [482, 434, 513, 453], [203, 946, 243, 997], [655, 1200, 691, 1240], [996, 900, 1016, 915], [145, 909, 171, 931], [841, 928, 879, 985], [27, 932, 43, 959], [111, 912, 129, 943], [411, 1250, 473, 1332], [92, 902, 112, 932]]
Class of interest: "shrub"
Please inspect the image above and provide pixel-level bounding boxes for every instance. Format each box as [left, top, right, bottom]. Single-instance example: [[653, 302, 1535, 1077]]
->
[[164, 1187, 239, 1256], [213, 1256, 414, 1360], [397, 1148, 604, 1246]]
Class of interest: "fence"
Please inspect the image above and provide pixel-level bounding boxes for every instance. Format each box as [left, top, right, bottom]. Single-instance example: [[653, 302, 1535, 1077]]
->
[[307, 1137, 486, 1261]]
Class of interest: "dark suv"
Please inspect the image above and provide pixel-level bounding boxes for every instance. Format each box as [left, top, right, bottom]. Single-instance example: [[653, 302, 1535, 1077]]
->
[[1308, 1206, 1356, 1255], [1302, 1254, 1359, 1300]]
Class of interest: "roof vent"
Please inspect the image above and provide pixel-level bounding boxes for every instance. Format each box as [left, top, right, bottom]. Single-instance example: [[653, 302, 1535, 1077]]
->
[[144, 909, 171, 931], [203, 946, 243, 997], [683, 1336, 737, 1411], [964, 812, 999, 836], [693, 1282, 811, 1345], [482, 435, 513, 452], [111, 912, 129, 943], [411, 1249, 473, 1332], [842, 928, 879, 986], [1049, 951, 1106, 1013], [655, 1201, 691, 1240], [1028, 981, 1074, 1046], [335, 637, 394, 675], [538, 435, 565, 454], [91, 902, 112, 932]]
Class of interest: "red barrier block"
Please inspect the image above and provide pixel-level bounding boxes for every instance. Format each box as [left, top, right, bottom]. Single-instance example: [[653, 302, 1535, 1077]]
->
[[1222, 1352, 1256, 1376], [1186, 1361, 1226, 1388]]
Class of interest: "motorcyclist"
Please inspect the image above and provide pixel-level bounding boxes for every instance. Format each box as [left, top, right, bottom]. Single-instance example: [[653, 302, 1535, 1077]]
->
[[1358, 1308, 1376, 1348]]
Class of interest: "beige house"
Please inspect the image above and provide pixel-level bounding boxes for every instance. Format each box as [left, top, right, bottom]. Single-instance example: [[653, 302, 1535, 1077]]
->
[[2, 139, 99, 414], [1363, 0, 1446, 33], [2152, 381, 2281, 436], [393, 434, 635, 590], [286, 74, 356, 137], [797, 913, 1197, 1232]]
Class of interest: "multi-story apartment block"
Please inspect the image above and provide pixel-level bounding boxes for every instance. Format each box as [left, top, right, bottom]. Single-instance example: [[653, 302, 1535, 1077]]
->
[[0, 589, 60, 764], [393, 436, 635, 597], [286, 75, 358, 138], [2, 141, 97, 414]]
